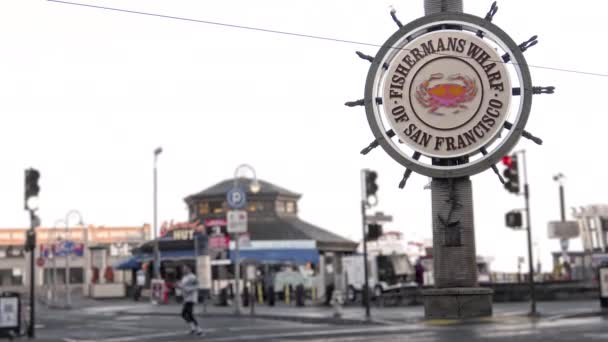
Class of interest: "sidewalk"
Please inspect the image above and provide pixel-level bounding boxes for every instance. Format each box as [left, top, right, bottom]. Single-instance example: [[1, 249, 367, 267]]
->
[[102, 299, 606, 326]]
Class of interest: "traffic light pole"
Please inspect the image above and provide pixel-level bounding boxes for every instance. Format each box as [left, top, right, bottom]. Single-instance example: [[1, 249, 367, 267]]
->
[[520, 150, 537, 316], [28, 210, 36, 338], [360, 200, 370, 320]]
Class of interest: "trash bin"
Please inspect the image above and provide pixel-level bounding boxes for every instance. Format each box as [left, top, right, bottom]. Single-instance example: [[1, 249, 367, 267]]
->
[[599, 262, 608, 309], [0, 292, 21, 339]]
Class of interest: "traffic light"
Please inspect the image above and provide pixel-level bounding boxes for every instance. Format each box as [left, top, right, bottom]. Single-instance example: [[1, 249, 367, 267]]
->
[[505, 211, 523, 228], [24, 230, 36, 252], [364, 170, 378, 199], [367, 223, 383, 240], [24, 168, 40, 210], [501, 155, 520, 194]]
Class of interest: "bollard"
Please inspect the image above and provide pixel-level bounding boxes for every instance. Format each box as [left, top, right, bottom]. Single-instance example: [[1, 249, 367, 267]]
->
[[268, 286, 275, 306], [250, 282, 255, 316], [312, 286, 317, 302], [599, 263, 608, 309], [285, 285, 291, 305], [330, 289, 344, 318], [296, 284, 305, 307], [243, 285, 249, 307], [257, 283, 264, 304]]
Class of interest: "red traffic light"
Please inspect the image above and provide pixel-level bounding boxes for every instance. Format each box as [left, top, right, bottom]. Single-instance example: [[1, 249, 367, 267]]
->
[[501, 155, 513, 168]]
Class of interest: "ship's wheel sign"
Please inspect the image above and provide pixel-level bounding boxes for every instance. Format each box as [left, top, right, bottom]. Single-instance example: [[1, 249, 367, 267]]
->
[[347, 3, 554, 183], [385, 30, 511, 159]]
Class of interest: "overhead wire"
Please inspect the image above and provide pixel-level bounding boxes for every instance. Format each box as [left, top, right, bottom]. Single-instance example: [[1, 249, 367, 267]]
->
[[46, 0, 608, 78]]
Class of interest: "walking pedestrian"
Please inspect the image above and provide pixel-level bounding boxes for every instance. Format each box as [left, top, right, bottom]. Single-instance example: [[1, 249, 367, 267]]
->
[[176, 265, 204, 336]]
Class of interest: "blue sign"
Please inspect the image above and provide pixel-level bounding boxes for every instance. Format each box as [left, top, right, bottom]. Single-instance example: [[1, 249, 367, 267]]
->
[[227, 187, 247, 209], [54, 240, 84, 257]]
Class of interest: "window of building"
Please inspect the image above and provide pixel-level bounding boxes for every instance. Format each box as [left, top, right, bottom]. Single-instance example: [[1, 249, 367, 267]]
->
[[110, 243, 130, 257], [286, 201, 296, 214], [247, 202, 265, 213], [276, 201, 285, 213], [0, 269, 23, 286], [210, 201, 225, 214], [198, 202, 209, 215]]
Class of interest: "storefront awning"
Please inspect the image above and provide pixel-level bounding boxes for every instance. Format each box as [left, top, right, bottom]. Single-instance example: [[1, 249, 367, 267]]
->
[[114, 250, 200, 270], [230, 248, 319, 264], [113, 255, 143, 270]]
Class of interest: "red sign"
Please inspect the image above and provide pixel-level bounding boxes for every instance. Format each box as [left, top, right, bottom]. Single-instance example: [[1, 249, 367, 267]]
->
[[36, 257, 45, 267], [209, 234, 230, 250], [204, 218, 227, 227], [160, 220, 204, 238]]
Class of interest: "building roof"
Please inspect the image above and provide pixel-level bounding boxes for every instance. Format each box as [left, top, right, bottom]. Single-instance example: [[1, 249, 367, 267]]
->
[[247, 217, 352, 245], [0, 225, 150, 246], [185, 178, 301, 201], [138, 217, 357, 253]]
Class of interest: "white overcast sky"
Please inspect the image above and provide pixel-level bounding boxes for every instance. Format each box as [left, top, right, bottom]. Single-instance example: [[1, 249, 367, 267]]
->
[[2, 0, 607, 272]]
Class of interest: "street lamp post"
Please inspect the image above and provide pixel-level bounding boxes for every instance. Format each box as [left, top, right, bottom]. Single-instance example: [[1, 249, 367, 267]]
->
[[153, 147, 163, 280], [64, 210, 84, 308], [553, 173, 569, 260], [231, 164, 260, 315]]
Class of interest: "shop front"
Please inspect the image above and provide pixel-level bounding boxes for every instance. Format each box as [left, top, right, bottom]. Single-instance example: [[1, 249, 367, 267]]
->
[[115, 221, 211, 301], [184, 178, 358, 303]]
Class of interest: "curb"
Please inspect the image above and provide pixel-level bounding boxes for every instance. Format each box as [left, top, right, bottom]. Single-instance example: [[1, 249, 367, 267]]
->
[[559, 310, 608, 320], [116, 310, 387, 326]]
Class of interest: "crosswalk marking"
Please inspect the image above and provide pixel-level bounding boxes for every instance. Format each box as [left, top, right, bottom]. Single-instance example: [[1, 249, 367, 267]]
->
[[584, 333, 608, 340]]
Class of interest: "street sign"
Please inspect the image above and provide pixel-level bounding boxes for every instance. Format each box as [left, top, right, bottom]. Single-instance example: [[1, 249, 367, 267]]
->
[[238, 232, 251, 247], [55, 240, 75, 257], [227, 210, 248, 234], [365, 212, 393, 223], [0, 296, 19, 329], [209, 234, 230, 250], [36, 257, 44, 267], [547, 221, 579, 239], [227, 187, 247, 209]]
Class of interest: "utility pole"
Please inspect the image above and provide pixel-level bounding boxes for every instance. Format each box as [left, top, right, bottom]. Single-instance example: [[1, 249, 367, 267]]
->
[[153, 147, 162, 280], [553, 173, 569, 261], [559, 182, 566, 222], [24, 168, 41, 338], [360, 169, 377, 319], [28, 212, 36, 338], [234, 231, 241, 315], [520, 150, 537, 316]]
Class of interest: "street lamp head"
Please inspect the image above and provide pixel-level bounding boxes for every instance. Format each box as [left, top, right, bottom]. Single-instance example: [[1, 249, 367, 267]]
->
[[154, 147, 163, 156], [553, 173, 565, 182], [250, 180, 261, 194]]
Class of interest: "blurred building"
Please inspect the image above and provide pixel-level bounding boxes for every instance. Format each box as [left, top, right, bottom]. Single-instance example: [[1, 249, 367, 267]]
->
[[0, 224, 150, 295], [123, 178, 357, 300]]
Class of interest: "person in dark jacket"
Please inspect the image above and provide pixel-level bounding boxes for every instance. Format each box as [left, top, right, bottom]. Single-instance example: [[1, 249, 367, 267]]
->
[[415, 259, 425, 287]]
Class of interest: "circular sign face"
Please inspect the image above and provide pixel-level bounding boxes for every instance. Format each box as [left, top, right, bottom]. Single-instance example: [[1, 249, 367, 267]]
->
[[381, 30, 511, 158], [226, 187, 247, 209], [36, 257, 45, 267]]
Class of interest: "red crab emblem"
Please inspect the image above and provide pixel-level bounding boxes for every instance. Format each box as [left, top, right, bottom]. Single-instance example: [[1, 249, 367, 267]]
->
[[415, 73, 477, 115]]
